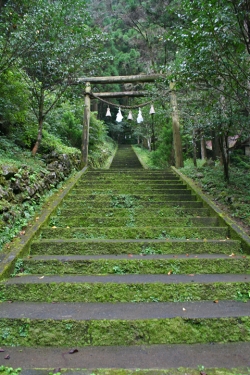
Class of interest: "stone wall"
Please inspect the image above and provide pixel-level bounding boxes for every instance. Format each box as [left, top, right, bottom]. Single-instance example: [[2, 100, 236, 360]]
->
[[0, 151, 80, 231]]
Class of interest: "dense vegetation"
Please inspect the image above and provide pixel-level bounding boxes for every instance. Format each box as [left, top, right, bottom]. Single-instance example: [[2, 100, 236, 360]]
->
[[0, 0, 250, 249]]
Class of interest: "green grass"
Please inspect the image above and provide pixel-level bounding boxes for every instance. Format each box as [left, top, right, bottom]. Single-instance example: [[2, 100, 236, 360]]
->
[[132, 145, 159, 169]]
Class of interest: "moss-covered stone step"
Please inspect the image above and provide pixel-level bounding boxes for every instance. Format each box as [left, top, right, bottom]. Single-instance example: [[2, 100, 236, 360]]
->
[[64, 194, 197, 203], [1, 274, 250, 302], [61, 200, 204, 209], [30, 238, 241, 256], [84, 169, 174, 174], [0, 301, 249, 347], [76, 182, 186, 189], [69, 189, 191, 196], [85, 170, 174, 175], [48, 216, 218, 228], [75, 181, 185, 187], [82, 174, 181, 181], [20, 254, 250, 275], [40, 226, 229, 240], [56, 207, 211, 218]]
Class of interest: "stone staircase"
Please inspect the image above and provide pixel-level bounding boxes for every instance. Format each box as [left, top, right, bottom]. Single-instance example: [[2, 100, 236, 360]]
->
[[0, 145, 250, 371]]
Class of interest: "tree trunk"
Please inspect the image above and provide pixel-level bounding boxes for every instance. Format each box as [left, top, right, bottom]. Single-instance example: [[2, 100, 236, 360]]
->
[[170, 82, 184, 168], [200, 137, 207, 160], [211, 130, 221, 161], [147, 137, 152, 151], [218, 134, 230, 182], [32, 89, 44, 156], [192, 128, 197, 167]]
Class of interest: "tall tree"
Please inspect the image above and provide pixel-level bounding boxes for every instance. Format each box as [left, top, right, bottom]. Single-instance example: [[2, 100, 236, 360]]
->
[[18, 0, 106, 155], [0, 0, 36, 74], [166, 0, 250, 179]]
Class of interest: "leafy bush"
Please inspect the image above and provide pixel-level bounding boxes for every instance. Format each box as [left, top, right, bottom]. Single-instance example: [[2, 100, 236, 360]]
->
[[40, 130, 81, 155], [0, 68, 30, 134], [151, 125, 174, 168]]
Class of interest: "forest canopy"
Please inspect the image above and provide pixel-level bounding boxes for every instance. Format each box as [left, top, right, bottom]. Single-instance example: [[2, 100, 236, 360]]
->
[[0, 0, 249, 180]]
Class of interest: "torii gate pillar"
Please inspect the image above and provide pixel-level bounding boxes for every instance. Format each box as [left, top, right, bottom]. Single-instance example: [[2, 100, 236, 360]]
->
[[81, 82, 91, 168]]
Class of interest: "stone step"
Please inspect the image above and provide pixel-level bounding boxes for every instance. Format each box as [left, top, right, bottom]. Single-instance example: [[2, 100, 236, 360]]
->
[[64, 194, 197, 202], [61, 200, 204, 209], [2, 273, 250, 302], [76, 182, 186, 189], [40, 226, 229, 240], [83, 176, 181, 181], [57, 207, 211, 218], [30, 238, 241, 255], [3, 342, 250, 369], [85, 170, 174, 175], [49, 216, 219, 228], [82, 172, 180, 178], [72, 188, 190, 195], [20, 254, 250, 275], [0, 301, 249, 347]]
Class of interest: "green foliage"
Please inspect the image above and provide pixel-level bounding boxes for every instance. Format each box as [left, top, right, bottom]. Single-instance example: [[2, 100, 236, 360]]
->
[[132, 145, 157, 169], [6, 0, 106, 153], [0, 366, 22, 375], [36, 130, 80, 156], [11, 259, 26, 277], [88, 113, 116, 168], [0, 69, 30, 132], [20, 0, 105, 86], [151, 124, 173, 168], [89, 113, 108, 148], [180, 158, 250, 228], [236, 290, 250, 303]]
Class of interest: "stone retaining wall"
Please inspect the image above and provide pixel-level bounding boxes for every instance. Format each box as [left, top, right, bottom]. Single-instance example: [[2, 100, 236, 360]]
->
[[0, 151, 80, 231]]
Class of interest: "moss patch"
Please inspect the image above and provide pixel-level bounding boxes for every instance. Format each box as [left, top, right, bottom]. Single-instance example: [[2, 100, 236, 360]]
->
[[40, 227, 229, 240], [1, 281, 250, 303], [21, 257, 250, 275], [48, 216, 218, 228], [0, 316, 250, 347], [30, 239, 241, 256]]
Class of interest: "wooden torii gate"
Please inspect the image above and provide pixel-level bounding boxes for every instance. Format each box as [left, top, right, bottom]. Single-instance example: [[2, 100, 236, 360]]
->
[[77, 74, 183, 168]]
